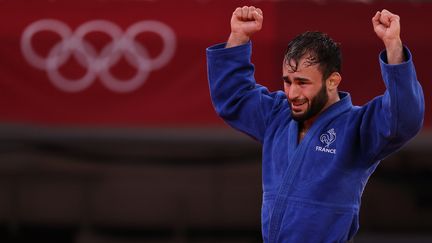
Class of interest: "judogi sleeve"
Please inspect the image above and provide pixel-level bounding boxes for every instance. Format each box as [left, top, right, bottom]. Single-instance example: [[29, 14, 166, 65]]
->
[[359, 46, 425, 161], [206, 42, 285, 143]]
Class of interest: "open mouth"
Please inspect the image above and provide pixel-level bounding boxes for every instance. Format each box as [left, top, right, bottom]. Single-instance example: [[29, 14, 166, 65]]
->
[[291, 100, 307, 112]]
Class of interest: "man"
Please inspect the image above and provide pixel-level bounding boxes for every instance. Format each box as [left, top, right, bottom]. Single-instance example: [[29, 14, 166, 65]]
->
[[206, 5, 424, 243]]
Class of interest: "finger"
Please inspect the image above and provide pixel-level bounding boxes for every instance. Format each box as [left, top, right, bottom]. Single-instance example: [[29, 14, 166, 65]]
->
[[379, 9, 392, 27], [233, 7, 242, 18], [388, 14, 401, 33], [252, 10, 263, 26], [381, 11, 400, 31], [389, 14, 400, 23], [371, 11, 381, 27], [256, 8, 263, 16], [247, 6, 256, 20], [381, 8, 400, 24], [241, 6, 249, 20]]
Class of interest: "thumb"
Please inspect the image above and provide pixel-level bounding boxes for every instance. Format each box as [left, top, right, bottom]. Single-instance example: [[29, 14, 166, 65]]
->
[[252, 10, 263, 27], [371, 11, 381, 28]]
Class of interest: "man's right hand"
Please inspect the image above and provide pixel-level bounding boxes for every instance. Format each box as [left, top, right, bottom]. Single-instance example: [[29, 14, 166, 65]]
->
[[226, 6, 263, 48]]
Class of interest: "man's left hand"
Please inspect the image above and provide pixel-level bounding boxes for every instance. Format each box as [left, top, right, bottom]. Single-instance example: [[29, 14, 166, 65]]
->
[[372, 9, 404, 64]]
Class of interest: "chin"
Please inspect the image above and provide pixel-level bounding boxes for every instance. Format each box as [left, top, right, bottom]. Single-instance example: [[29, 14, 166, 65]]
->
[[291, 113, 306, 122]]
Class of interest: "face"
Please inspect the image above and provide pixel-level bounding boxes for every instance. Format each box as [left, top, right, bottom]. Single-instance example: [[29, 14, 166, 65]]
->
[[282, 57, 329, 122]]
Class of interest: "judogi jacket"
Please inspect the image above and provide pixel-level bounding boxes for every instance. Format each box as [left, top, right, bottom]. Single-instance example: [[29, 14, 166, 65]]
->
[[206, 42, 424, 243]]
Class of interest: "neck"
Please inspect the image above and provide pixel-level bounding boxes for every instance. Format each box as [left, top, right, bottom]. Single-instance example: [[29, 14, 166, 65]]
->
[[324, 90, 341, 112], [301, 91, 341, 132]]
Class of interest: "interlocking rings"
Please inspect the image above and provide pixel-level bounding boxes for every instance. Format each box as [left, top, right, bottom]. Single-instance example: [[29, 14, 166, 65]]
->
[[21, 19, 176, 93]]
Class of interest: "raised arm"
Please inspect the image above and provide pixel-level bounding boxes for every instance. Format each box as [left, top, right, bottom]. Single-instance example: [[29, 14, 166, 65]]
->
[[372, 9, 404, 64], [360, 9, 424, 161], [226, 6, 263, 48], [206, 6, 286, 142]]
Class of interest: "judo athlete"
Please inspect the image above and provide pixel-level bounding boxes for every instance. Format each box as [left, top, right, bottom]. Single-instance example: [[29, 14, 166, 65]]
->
[[206, 6, 424, 243]]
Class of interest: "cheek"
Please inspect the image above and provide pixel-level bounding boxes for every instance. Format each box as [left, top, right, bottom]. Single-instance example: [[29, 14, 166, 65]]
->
[[283, 85, 290, 96], [304, 86, 322, 100]]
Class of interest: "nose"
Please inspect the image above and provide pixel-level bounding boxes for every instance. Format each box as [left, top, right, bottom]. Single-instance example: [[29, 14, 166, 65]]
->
[[286, 83, 300, 100]]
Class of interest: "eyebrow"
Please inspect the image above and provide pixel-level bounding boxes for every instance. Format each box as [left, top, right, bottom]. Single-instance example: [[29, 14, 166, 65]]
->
[[282, 76, 311, 83]]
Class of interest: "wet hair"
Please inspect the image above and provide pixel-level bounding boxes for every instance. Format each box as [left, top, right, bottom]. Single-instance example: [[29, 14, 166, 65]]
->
[[284, 31, 341, 80]]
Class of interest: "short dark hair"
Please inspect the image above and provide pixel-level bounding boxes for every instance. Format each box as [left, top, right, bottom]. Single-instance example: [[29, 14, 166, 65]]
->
[[283, 31, 341, 80]]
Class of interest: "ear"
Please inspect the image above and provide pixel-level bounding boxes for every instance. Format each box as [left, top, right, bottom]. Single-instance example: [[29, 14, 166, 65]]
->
[[326, 72, 342, 91]]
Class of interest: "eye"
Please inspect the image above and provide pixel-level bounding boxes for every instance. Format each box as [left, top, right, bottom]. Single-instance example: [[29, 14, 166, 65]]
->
[[283, 77, 291, 85]]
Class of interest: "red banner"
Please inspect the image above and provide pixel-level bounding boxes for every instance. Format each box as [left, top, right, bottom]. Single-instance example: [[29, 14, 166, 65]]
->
[[0, 0, 430, 127]]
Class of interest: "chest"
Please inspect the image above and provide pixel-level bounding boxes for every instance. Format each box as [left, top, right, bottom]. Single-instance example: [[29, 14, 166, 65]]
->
[[262, 121, 350, 188]]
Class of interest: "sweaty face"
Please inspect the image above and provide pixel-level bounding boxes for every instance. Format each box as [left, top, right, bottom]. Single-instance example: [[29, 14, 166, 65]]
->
[[283, 57, 329, 122], [290, 82, 328, 122]]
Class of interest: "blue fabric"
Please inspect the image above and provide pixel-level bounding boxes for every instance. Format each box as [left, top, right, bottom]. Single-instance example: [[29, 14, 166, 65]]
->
[[206, 41, 424, 243]]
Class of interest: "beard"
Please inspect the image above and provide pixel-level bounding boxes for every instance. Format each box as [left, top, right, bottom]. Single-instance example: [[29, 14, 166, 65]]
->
[[290, 83, 329, 122]]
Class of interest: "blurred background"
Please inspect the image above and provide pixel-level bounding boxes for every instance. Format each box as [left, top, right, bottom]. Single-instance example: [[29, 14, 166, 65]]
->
[[0, 0, 431, 242]]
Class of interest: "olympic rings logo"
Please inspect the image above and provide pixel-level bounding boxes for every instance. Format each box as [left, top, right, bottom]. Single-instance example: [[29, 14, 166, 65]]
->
[[20, 19, 176, 93]]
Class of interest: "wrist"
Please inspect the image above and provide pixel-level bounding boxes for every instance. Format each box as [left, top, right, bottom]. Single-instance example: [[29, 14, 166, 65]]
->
[[383, 37, 402, 50], [384, 38, 404, 64], [226, 32, 250, 48]]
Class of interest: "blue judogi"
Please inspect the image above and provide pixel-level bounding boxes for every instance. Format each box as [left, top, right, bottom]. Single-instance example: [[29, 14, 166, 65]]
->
[[206, 42, 424, 243]]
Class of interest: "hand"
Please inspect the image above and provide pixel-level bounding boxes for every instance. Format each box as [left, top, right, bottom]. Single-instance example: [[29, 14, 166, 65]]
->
[[372, 9, 404, 64], [226, 6, 263, 48], [372, 9, 401, 45]]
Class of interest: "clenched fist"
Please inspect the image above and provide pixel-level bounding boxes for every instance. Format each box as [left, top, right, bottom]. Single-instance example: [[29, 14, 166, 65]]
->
[[226, 6, 263, 48], [372, 9, 404, 64]]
